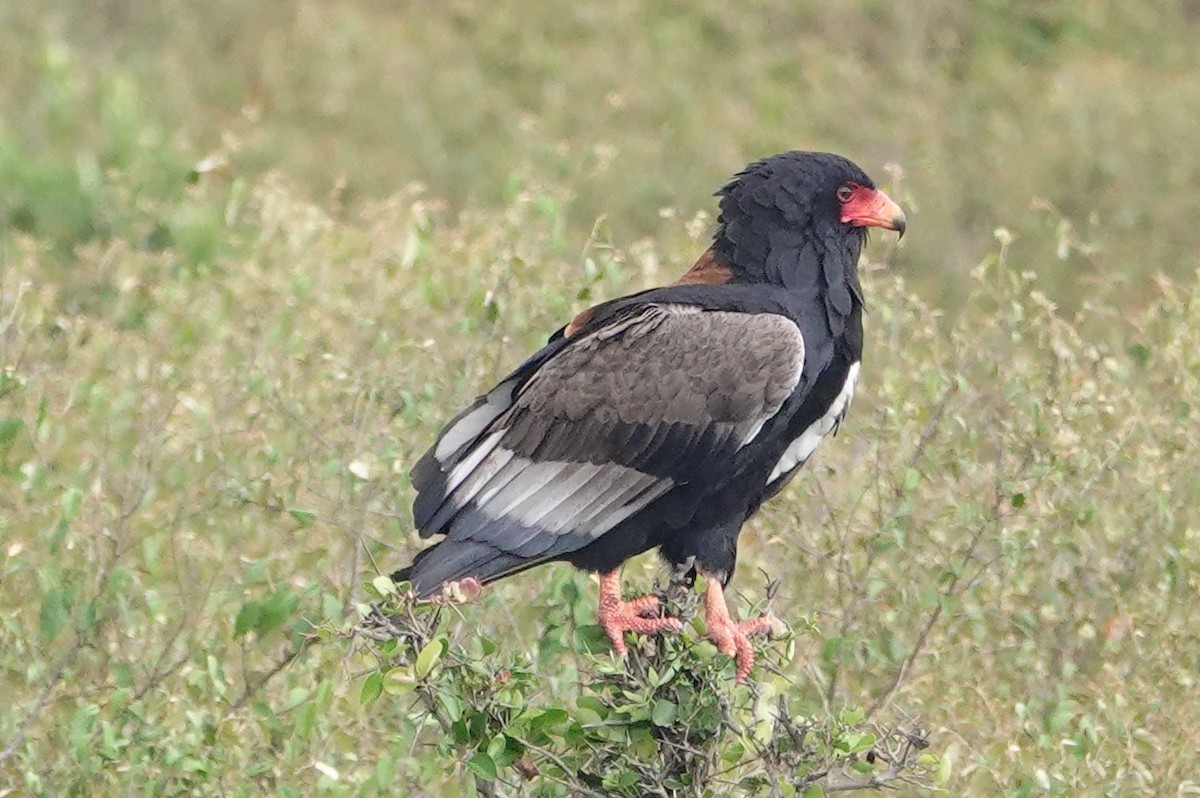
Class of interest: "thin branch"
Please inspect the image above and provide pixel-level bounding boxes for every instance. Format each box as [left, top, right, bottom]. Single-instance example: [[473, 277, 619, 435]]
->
[[866, 487, 1000, 719], [893, 380, 959, 502], [0, 657, 70, 768], [222, 642, 308, 717], [823, 770, 915, 792], [825, 380, 957, 708], [508, 736, 610, 798], [821, 730, 926, 792]]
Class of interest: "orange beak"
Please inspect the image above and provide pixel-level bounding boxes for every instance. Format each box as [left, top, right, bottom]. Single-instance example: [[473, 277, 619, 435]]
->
[[841, 187, 906, 238]]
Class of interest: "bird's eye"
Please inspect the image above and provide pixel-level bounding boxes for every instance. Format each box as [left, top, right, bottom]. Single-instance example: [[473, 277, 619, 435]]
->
[[836, 185, 855, 203]]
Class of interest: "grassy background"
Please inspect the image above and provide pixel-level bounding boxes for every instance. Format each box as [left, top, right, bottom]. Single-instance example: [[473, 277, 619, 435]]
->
[[3, 1, 1200, 795]]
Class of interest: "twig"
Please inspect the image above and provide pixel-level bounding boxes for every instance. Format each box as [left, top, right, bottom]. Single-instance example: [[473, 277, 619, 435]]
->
[[0, 658, 70, 768], [824, 730, 926, 792], [825, 381, 956, 708], [892, 380, 959, 502], [508, 736, 610, 798], [866, 487, 1000, 719], [223, 642, 308, 717], [361, 603, 506, 798], [823, 771, 911, 792]]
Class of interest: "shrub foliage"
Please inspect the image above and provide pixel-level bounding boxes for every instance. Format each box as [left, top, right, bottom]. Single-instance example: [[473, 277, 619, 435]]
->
[[3, 162, 1200, 795]]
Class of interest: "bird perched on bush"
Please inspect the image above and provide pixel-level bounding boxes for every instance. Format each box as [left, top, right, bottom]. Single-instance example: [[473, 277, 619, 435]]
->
[[393, 151, 905, 681]]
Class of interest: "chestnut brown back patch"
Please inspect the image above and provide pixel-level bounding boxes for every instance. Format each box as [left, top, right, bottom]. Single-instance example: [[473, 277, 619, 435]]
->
[[563, 250, 732, 339], [673, 250, 734, 286], [563, 307, 595, 339]]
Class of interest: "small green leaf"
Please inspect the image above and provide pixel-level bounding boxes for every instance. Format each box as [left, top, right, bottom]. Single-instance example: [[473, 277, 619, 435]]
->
[[415, 638, 446, 680], [845, 732, 876, 754], [288, 508, 316, 526], [61, 487, 83, 521], [486, 733, 507, 760], [839, 706, 864, 725], [39, 588, 69, 642], [206, 654, 227, 696], [48, 520, 69, 553], [383, 667, 411, 695], [361, 671, 384, 705], [530, 708, 568, 734], [256, 590, 299, 635], [576, 696, 610, 717], [651, 700, 678, 727], [439, 693, 463, 723], [466, 752, 497, 781], [652, 663, 679, 687], [234, 601, 261, 637], [938, 749, 954, 785], [285, 687, 312, 711], [296, 700, 318, 739], [0, 417, 24, 448], [375, 755, 395, 788], [573, 624, 612, 654], [371, 575, 397, 597], [78, 599, 98, 633]]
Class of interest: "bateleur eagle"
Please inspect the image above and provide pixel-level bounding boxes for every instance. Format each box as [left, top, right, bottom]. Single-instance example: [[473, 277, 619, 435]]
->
[[394, 151, 906, 681]]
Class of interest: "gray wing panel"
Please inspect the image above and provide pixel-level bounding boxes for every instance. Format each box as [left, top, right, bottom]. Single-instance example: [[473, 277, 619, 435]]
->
[[412, 304, 805, 560]]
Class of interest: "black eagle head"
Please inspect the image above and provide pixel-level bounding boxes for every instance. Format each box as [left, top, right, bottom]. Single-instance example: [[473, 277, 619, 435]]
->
[[710, 151, 905, 288]]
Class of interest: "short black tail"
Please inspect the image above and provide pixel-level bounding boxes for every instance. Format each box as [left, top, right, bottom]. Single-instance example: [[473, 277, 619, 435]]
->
[[391, 540, 536, 597]]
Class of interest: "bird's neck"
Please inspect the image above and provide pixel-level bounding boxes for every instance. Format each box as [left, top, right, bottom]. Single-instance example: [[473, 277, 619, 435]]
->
[[699, 230, 865, 320]]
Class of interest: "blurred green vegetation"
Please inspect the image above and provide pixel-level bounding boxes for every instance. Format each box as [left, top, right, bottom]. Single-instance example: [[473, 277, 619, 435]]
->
[[3, 2, 1200, 796], [4, 1, 1200, 307]]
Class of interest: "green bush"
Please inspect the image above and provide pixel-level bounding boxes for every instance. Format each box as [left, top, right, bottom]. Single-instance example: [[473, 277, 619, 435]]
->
[[353, 574, 934, 797]]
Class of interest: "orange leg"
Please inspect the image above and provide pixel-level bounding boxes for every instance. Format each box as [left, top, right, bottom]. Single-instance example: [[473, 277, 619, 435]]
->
[[597, 569, 684, 656], [431, 577, 484, 604], [702, 573, 784, 682]]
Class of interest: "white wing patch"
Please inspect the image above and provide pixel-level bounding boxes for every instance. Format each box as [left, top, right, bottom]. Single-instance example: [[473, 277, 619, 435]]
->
[[441, 448, 673, 541], [444, 429, 505, 494], [767, 361, 861, 484], [434, 382, 515, 462]]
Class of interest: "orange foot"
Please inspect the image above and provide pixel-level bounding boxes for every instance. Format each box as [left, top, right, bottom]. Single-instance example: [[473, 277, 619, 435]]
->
[[597, 570, 684, 656], [434, 577, 484, 604], [703, 574, 786, 682]]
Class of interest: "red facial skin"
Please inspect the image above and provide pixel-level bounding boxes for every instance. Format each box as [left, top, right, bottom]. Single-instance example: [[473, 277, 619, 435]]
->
[[839, 184, 906, 236]]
